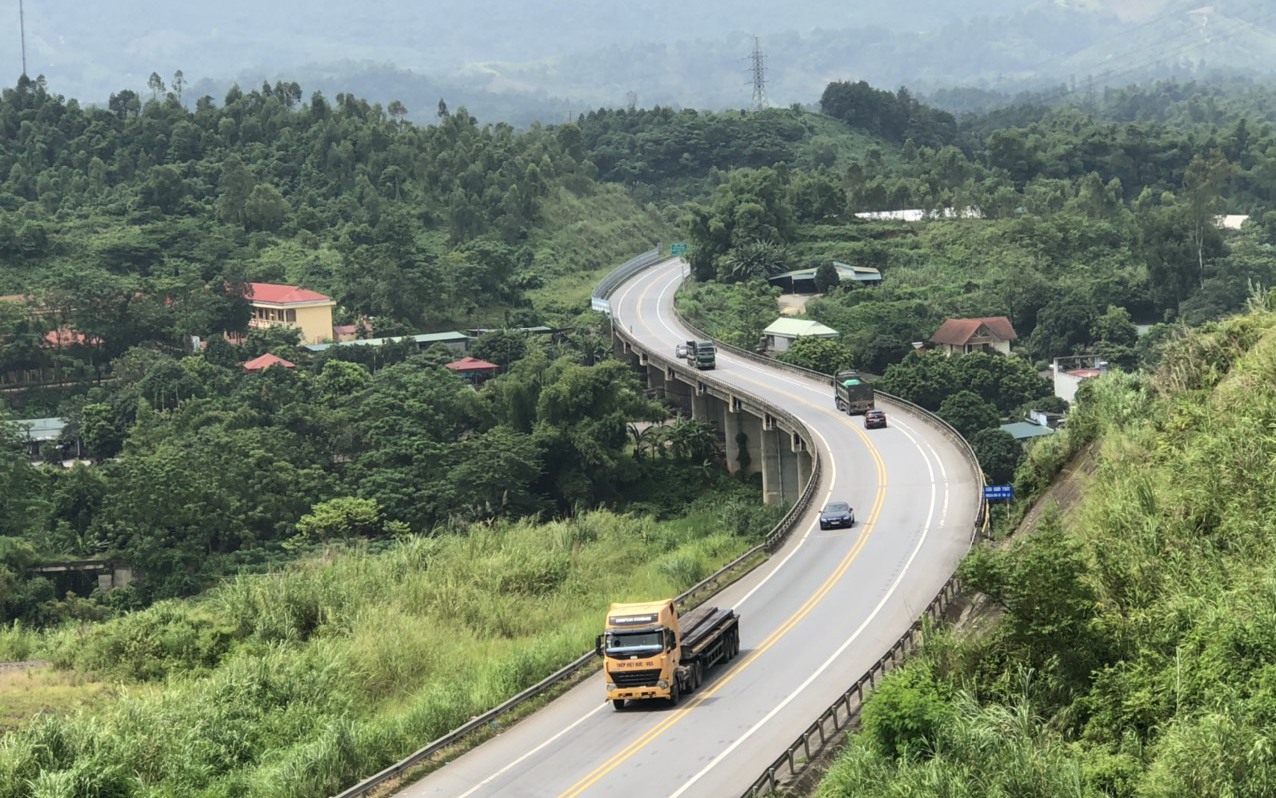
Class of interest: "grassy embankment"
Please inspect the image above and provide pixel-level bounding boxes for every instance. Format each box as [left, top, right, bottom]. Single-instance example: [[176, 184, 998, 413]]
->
[[0, 482, 782, 797], [528, 183, 678, 312], [816, 301, 1276, 796]]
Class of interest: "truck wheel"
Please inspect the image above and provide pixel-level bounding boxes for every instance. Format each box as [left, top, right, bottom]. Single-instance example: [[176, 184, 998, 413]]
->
[[612, 699, 626, 711], [729, 631, 739, 659], [836, 398, 846, 411], [669, 679, 680, 706], [692, 661, 703, 689]]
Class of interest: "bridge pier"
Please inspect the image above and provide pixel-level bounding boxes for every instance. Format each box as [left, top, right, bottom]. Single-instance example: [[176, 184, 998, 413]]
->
[[665, 372, 693, 416], [691, 387, 710, 423], [629, 353, 812, 507], [760, 424, 784, 505], [647, 366, 667, 398], [796, 438, 813, 499]]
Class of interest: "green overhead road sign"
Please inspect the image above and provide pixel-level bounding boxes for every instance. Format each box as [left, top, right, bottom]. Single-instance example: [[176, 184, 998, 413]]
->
[[670, 243, 688, 255]]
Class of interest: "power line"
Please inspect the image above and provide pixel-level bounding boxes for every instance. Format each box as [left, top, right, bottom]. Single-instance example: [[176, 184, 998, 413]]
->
[[1019, 7, 1276, 108]]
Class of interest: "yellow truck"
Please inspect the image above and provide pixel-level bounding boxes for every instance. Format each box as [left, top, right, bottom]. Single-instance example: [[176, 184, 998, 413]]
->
[[595, 599, 740, 709]]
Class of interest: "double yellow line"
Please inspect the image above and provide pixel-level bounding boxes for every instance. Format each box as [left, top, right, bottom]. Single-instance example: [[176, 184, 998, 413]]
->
[[559, 420, 889, 798]]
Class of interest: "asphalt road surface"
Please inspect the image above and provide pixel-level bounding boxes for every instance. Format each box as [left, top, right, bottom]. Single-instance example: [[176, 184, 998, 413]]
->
[[402, 259, 980, 798]]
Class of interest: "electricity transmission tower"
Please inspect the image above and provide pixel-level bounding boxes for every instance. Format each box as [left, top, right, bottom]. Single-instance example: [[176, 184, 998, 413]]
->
[[750, 36, 767, 111], [19, 0, 28, 77]]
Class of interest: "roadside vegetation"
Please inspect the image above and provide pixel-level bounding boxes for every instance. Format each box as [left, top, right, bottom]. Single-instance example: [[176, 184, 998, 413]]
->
[[6, 68, 1276, 797], [818, 297, 1276, 796], [0, 487, 783, 796]]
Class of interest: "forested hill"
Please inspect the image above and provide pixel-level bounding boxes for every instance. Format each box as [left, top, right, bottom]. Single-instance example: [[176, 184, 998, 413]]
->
[[817, 294, 1276, 796], [0, 77, 667, 356]]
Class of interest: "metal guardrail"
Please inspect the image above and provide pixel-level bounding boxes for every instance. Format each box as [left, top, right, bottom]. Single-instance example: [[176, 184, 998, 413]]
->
[[670, 299, 986, 534], [610, 327, 824, 559], [331, 248, 820, 798], [591, 245, 663, 309], [670, 284, 993, 798], [741, 577, 963, 797]]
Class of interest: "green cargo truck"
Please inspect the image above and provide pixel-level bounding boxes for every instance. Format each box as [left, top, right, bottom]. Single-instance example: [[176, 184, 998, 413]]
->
[[834, 370, 874, 414], [676, 340, 716, 370]]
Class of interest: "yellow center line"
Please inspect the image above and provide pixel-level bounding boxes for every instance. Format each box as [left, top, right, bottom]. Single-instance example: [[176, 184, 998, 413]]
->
[[559, 272, 889, 797]]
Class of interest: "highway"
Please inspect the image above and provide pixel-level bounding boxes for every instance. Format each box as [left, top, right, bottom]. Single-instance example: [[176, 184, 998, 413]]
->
[[402, 258, 981, 797]]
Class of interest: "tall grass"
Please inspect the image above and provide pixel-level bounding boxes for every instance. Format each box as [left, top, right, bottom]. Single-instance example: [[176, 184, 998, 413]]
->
[[819, 308, 1276, 797], [0, 498, 769, 797], [0, 622, 38, 662]]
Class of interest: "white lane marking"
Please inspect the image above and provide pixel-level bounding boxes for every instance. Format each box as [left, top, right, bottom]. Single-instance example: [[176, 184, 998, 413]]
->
[[449, 263, 847, 796], [616, 260, 967, 795], [453, 705, 606, 798], [734, 420, 837, 608], [668, 431, 941, 798]]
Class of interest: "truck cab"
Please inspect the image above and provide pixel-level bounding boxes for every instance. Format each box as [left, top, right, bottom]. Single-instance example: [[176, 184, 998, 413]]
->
[[686, 340, 716, 370], [596, 598, 739, 709], [597, 600, 682, 707]]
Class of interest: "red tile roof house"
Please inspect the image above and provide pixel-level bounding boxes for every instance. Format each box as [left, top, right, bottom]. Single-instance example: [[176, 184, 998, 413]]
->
[[43, 329, 103, 347], [929, 316, 1019, 356], [243, 353, 296, 372], [242, 282, 336, 345], [445, 356, 499, 385]]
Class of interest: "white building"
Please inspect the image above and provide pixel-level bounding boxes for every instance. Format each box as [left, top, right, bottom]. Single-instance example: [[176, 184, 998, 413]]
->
[[761, 318, 840, 353], [1052, 354, 1108, 404]]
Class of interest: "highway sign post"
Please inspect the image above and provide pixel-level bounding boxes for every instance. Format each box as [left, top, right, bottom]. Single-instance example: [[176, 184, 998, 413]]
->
[[983, 484, 1013, 501], [983, 484, 1013, 526], [670, 243, 688, 256]]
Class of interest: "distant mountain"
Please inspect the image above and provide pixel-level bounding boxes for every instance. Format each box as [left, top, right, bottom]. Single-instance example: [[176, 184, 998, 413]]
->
[[4, 0, 1275, 121]]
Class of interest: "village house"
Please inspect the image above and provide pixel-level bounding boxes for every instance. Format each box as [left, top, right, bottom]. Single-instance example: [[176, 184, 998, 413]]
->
[[244, 282, 336, 345], [929, 316, 1018, 357]]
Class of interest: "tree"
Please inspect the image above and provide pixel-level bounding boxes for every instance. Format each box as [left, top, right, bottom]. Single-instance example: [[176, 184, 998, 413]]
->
[[242, 183, 291, 232], [139, 165, 186, 214], [449, 426, 545, 519], [952, 352, 1052, 415], [969, 428, 1023, 485], [1027, 291, 1102, 361], [877, 352, 958, 411], [813, 262, 840, 294], [777, 336, 853, 375], [470, 329, 529, 370], [80, 402, 126, 460], [861, 663, 953, 759], [1182, 151, 1232, 290], [1091, 305, 1139, 370], [108, 89, 140, 119], [216, 155, 255, 227], [0, 410, 44, 537], [662, 417, 719, 463], [959, 520, 1101, 688], [938, 390, 1001, 439], [290, 497, 399, 546], [717, 240, 794, 284], [857, 335, 916, 376], [316, 360, 370, 404], [147, 72, 165, 101]]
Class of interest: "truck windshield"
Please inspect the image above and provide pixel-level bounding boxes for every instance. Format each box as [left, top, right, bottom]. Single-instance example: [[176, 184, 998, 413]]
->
[[605, 630, 664, 656]]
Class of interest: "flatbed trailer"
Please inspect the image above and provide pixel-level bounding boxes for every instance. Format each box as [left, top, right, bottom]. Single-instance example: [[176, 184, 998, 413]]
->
[[599, 599, 740, 708]]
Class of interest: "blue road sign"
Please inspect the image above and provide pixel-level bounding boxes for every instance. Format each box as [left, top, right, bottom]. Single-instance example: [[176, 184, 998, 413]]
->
[[983, 484, 1014, 501]]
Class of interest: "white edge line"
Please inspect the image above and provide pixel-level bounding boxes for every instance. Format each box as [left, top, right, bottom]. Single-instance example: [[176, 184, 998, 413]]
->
[[669, 426, 941, 798], [453, 705, 606, 798]]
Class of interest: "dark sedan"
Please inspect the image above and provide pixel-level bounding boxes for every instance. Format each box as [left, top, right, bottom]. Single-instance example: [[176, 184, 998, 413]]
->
[[864, 409, 887, 429], [819, 502, 856, 530]]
